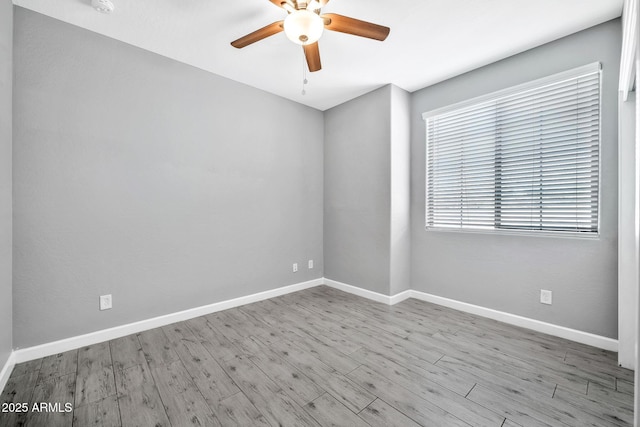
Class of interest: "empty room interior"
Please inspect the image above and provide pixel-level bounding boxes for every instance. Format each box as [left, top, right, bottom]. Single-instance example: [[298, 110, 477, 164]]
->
[[1, 0, 640, 426]]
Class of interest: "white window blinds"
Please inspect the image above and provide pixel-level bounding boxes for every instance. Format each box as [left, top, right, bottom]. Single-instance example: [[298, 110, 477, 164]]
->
[[423, 63, 601, 234]]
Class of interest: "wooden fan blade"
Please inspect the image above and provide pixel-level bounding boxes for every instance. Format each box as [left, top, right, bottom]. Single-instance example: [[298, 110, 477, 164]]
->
[[303, 42, 322, 72], [322, 13, 390, 41], [231, 21, 284, 48], [268, 0, 287, 8]]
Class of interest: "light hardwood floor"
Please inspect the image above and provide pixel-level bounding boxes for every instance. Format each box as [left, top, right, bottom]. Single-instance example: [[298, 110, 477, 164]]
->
[[0, 285, 634, 426]]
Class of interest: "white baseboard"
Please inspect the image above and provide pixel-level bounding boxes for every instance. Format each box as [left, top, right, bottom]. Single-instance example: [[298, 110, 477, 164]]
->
[[322, 278, 617, 352], [390, 290, 413, 305], [13, 278, 323, 364], [408, 290, 618, 352], [0, 351, 15, 395], [323, 278, 411, 305]]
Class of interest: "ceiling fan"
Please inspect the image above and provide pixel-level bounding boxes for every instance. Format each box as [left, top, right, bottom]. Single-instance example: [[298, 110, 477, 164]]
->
[[231, 0, 390, 72]]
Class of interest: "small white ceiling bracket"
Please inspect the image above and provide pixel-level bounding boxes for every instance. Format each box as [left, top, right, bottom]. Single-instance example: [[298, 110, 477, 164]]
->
[[92, 0, 114, 14]]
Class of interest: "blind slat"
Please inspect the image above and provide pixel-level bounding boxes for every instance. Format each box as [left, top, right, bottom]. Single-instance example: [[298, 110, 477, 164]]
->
[[424, 65, 600, 234]]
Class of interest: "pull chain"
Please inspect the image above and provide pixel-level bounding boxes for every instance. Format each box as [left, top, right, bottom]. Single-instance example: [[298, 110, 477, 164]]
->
[[301, 49, 308, 95]]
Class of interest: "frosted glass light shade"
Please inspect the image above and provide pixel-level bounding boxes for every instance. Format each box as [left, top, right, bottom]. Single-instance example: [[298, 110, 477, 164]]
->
[[91, 0, 114, 13], [284, 10, 324, 45]]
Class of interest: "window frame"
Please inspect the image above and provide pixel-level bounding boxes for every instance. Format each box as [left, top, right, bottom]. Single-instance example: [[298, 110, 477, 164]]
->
[[422, 62, 602, 238]]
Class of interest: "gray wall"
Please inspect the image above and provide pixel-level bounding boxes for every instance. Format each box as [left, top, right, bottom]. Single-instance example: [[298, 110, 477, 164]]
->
[[324, 84, 411, 296], [389, 86, 411, 296], [410, 19, 621, 338], [324, 86, 392, 294], [12, 8, 323, 348], [0, 0, 12, 366], [618, 91, 636, 367]]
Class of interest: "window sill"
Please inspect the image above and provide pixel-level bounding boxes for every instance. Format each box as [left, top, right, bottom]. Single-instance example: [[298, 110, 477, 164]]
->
[[424, 226, 600, 240]]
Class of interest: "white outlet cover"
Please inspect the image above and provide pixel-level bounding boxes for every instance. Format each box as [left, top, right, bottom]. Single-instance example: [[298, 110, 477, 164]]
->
[[100, 294, 112, 310], [540, 290, 552, 305], [308, 260, 314, 269], [293, 263, 298, 272]]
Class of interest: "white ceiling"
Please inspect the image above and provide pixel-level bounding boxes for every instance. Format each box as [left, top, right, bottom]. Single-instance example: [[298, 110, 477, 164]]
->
[[13, 0, 623, 111]]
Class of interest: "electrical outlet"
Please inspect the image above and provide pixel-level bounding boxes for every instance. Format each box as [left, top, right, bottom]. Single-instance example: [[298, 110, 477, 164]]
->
[[100, 294, 112, 311], [308, 260, 314, 269], [540, 290, 552, 305], [293, 263, 298, 273]]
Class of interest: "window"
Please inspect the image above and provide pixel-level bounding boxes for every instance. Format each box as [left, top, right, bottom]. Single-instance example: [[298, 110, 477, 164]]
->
[[423, 63, 601, 235]]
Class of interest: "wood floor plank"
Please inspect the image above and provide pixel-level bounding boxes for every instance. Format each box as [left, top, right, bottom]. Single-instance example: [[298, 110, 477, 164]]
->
[[117, 382, 170, 427], [389, 304, 456, 335], [245, 337, 325, 407], [317, 289, 449, 340], [214, 392, 271, 427], [162, 321, 199, 344], [564, 350, 634, 384], [411, 330, 587, 395], [354, 350, 504, 426], [75, 341, 117, 407], [269, 303, 363, 355], [274, 338, 376, 413], [0, 371, 39, 403], [38, 350, 78, 384], [564, 342, 619, 365], [466, 384, 556, 427], [114, 363, 154, 396], [616, 379, 634, 396], [289, 293, 414, 339], [339, 316, 444, 364], [110, 335, 146, 373], [219, 353, 321, 427], [149, 359, 221, 426], [73, 395, 121, 427], [207, 310, 256, 345], [394, 299, 471, 334], [553, 385, 633, 426], [137, 328, 180, 367], [185, 316, 242, 362], [148, 358, 195, 395], [587, 381, 634, 411], [457, 326, 568, 363], [223, 307, 284, 346], [338, 303, 422, 338], [162, 320, 241, 405], [350, 346, 474, 397], [0, 370, 39, 427], [358, 398, 422, 427], [26, 373, 75, 427], [347, 365, 472, 427], [181, 348, 240, 405], [274, 327, 360, 375], [470, 381, 620, 427], [238, 300, 303, 336], [435, 355, 556, 400], [286, 293, 348, 323], [304, 393, 370, 427], [238, 301, 323, 348], [455, 328, 614, 390], [10, 359, 42, 379]]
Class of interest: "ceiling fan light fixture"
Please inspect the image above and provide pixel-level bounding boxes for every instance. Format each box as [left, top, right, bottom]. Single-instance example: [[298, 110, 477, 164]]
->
[[91, 0, 114, 14], [284, 10, 324, 45], [307, 1, 322, 11]]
